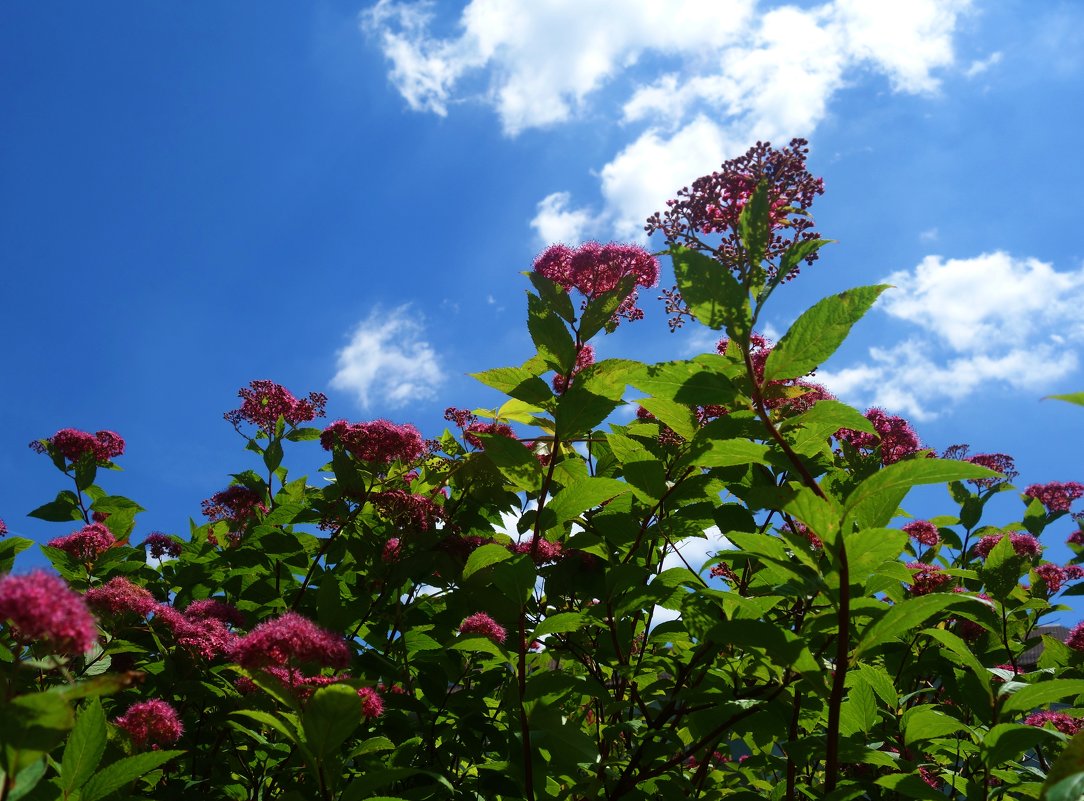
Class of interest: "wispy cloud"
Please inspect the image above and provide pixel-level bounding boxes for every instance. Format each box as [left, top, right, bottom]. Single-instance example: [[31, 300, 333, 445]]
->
[[330, 305, 446, 408], [818, 252, 1084, 420], [362, 0, 972, 240]]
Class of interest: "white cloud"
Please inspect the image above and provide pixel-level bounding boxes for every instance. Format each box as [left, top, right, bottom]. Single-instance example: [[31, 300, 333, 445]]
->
[[530, 191, 597, 245], [965, 50, 1003, 78], [364, 0, 972, 240], [919, 227, 939, 242], [330, 305, 446, 408], [818, 252, 1084, 419]]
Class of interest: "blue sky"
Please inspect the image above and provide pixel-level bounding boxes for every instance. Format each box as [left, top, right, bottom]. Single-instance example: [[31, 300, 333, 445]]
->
[[3, 1, 1084, 607]]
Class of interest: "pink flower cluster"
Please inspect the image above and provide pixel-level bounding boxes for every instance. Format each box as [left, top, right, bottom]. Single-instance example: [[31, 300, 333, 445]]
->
[[230, 612, 350, 671], [533, 242, 659, 323], [1034, 564, 1067, 594], [1024, 710, 1083, 736], [459, 612, 506, 644], [357, 686, 384, 718], [0, 571, 98, 655], [1024, 481, 1084, 514], [907, 563, 953, 596], [464, 421, 519, 450], [1068, 622, 1084, 651], [647, 139, 824, 276], [553, 345, 596, 394], [143, 532, 183, 559], [114, 699, 183, 749], [30, 428, 125, 464], [85, 577, 157, 618], [201, 486, 267, 531], [154, 603, 238, 660], [186, 598, 245, 628], [942, 446, 1018, 489], [712, 334, 834, 419], [512, 537, 564, 565], [0, 519, 6, 537], [973, 532, 1041, 560], [47, 523, 116, 562], [839, 409, 922, 465], [321, 419, 425, 465], [903, 521, 940, 547], [224, 380, 327, 433], [371, 490, 445, 532]]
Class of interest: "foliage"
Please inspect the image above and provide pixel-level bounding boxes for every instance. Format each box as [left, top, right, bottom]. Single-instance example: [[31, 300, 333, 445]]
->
[[3, 140, 1084, 801]]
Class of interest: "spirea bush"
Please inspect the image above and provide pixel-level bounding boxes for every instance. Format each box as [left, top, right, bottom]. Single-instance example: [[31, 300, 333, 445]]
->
[[4, 140, 1084, 801]]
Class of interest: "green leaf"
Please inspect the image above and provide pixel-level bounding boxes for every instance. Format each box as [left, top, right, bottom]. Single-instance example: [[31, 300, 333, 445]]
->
[[838, 679, 877, 736], [738, 181, 772, 272], [671, 246, 750, 338], [762, 285, 889, 383], [680, 437, 770, 469], [6, 759, 47, 801], [875, 773, 949, 801], [844, 458, 999, 530], [529, 271, 576, 323], [471, 366, 554, 407], [554, 382, 622, 437], [61, 698, 106, 793], [302, 684, 362, 759], [856, 594, 979, 658], [920, 628, 992, 696], [231, 709, 300, 745], [27, 491, 82, 523], [463, 543, 513, 580], [1046, 393, 1084, 408], [902, 705, 967, 746], [579, 274, 638, 340], [545, 478, 629, 525], [776, 237, 831, 285], [634, 397, 699, 440], [985, 723, 1060, 768], [285, 426, 323, 442], [626, 360, 738, 406], [80, 751, 184, 801], [532, 612, 591, 638], [528, 291, 577, 373], [0, 537, 34, 573], [1002, 679, 1084, 715], [477, 432, 541, 491], [980, 533, 1026, 600], [1042, 730, 1084, 799]]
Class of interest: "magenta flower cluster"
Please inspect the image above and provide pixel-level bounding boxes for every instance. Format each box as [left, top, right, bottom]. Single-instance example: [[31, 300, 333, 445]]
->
[[201, 486, 268, 531], [906, 563, 953, 596], [230, 612, 350, 671], [371, 490, 445, 532], [0, 571, 98, 655], [143, 532, 183, 559], [1024, 710, 1083, 736], [321, 419, 425, 465], [30, 428, 125, 464], [533, 241, 659, 323], [1024, 481, 1084, 514], [85, 577, 157, 618], [224, 380, 327, 433], [458, 612, 506, 644], [114, 699, 184, 749], [839, 408, 922, 465], [903, 520, 940, 547], [972, 532, 1042, 560], [47, 523, 116, 562]]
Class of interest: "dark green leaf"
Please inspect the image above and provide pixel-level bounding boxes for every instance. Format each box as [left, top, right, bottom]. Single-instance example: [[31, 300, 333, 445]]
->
[[529, 271, 576, 323], [528, 291, 577, 373], [27, 491, 82, 523], [61, 698, 106, 793], [80, 751, 183, 801], [1002, 679, 1084, 715], [579, 275, 638, 340], [671, 246, 750, 338], [775, 237, 831, 285], [302, 684, 361, 759], [738, 181, 772, 272], [856, 594, 980, 657], [763, 285, 889, 383], [844, 458, 999, 529], [463, 543, 513, 579], [471, 367, 554, 407], [1042, 730, 1084, 799]]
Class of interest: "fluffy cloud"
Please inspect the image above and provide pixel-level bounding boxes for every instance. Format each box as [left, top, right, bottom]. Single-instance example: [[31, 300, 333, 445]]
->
[[363, 0, 972, 240], [330, 305, 446, 408], [818, 252, 1084, 419]]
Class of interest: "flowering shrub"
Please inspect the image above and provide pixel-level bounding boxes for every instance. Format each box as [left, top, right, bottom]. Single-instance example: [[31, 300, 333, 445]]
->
[[3, 140, 1084, 801]]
